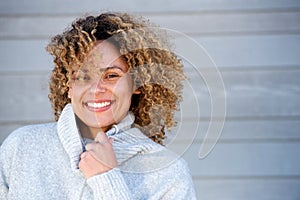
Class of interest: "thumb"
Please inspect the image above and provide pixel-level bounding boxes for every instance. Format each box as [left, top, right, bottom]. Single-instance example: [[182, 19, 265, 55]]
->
[[95, 131, 108, 143], [108, 137, 114, 144]]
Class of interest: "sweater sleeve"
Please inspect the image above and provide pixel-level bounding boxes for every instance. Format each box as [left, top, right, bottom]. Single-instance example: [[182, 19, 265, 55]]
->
[[154, 159, 197, 200], [86, 168, 131, 199], [163, 165, 197, 200], [0, 155, 9, 200], [0, 134, 14, 200]]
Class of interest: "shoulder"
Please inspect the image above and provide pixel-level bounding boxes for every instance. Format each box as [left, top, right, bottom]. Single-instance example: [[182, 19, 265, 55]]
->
[[0, 123, 58, 182], [116, 127, 192, 175], [121, 143, 195, 196], [148, 145, 191, 174], [122, 139, 191, 175], [1, 122, 57, 151]]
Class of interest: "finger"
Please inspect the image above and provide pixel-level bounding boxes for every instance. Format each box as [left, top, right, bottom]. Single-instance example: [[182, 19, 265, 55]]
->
[[108, 137, 114, 144], [80, 151, 89, 159], [85, 143, 96, 151], [80, 152, 100, 168], [95, 131, 109, 143], [87, 150, 115, 168]]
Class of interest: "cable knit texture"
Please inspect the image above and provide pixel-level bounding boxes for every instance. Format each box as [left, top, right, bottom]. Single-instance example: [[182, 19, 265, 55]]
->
[[0, 104, 196, 199]]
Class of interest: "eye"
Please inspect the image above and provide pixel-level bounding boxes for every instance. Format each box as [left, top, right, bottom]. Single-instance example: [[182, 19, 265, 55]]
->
[[74, 72, 91, 82], [102, 71, 122, 81], [104, 73, 120, 79]]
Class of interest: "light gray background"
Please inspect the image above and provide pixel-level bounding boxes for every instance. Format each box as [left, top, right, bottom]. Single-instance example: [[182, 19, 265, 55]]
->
[[1, 0, 300, 199]]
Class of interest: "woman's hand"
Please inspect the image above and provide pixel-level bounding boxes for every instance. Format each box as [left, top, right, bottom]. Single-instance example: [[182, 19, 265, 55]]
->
[[79, 131, 117, 179]]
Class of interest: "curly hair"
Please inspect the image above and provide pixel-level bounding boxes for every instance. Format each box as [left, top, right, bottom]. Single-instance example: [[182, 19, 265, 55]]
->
[[46, 12, 185, 145]]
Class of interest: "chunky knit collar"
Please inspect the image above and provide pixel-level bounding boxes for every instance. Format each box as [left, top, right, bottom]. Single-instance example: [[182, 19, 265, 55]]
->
[[57, 104, 157, 172]]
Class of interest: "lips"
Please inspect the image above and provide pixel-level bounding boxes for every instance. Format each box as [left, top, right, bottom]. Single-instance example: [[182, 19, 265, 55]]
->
[[84, 100, 113, 112]]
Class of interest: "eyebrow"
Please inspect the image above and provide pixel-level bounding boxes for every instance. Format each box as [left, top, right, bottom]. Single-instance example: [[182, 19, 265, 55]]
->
[[99, 65, 126, 73], [77, 65, 127, 74]]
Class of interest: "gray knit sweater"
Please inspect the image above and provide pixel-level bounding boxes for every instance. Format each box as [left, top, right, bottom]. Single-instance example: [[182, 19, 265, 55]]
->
[[0, 104, 196, 199]]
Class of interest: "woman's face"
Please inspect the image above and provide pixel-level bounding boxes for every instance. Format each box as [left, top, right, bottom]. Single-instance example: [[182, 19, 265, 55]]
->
[[68, 41, 138, 132]]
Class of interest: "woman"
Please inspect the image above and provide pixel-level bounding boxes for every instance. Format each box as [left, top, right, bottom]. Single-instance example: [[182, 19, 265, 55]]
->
[[0, 12, 196, 199]]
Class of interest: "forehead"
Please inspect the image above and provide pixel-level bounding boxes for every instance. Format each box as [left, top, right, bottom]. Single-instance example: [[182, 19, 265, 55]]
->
[[81, 40, 127, 71]]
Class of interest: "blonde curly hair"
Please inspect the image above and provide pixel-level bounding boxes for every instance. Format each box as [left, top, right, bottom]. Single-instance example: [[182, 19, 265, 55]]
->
[[46, 12, 185, 144]]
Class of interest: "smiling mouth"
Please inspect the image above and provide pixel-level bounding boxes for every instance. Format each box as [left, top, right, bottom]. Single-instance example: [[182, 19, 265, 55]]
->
[[84, 100, 113, 111]]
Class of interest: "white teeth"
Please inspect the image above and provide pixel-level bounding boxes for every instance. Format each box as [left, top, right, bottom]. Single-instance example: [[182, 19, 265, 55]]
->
[[87, 101, 111, 108]]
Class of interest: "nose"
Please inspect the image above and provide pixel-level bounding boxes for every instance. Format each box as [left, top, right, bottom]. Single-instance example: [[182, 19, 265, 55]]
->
[[90, 79, 107, 94]]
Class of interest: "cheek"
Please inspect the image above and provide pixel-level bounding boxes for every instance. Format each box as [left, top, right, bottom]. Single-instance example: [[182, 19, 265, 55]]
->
[[68, 82, 76, 99], [114, 81, 135, 98], [69, 84, 87, 101]]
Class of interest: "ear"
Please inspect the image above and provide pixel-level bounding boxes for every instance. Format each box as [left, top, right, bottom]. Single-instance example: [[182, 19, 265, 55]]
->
[[132, 81, 141, 94], [133, 88, 141, 95]]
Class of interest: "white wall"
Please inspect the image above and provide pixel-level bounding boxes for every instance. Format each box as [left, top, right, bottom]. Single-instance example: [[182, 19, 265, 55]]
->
[[1, 0, 300, 199]]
